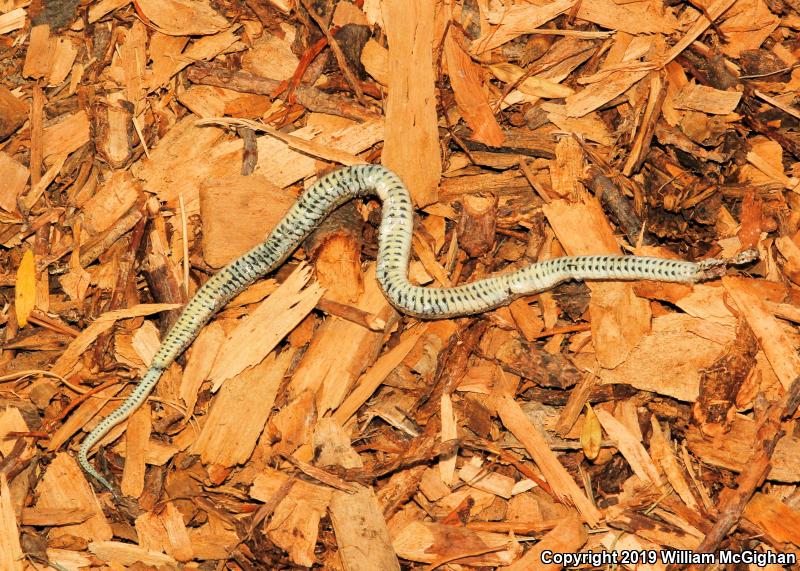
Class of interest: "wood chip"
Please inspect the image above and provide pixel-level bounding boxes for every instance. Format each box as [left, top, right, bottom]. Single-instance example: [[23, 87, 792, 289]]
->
[[135, 0, 230, 36], [382, 0, 440, 205], [672, 83, 742, 115], [207, 264, 322, 388]]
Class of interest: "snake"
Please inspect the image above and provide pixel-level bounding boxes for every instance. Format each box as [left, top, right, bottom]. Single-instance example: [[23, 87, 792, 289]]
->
[[77, 164, 756, 492]]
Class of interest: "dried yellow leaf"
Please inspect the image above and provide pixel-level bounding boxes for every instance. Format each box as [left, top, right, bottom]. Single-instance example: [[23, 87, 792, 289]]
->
[[581, 403, 602, 461], [15, 249, 36, 327]]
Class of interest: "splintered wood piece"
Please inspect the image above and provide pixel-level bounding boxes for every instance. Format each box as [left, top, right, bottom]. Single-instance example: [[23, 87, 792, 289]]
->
[[35, 453, 113, 541], [668, 283, 736, 323], [457, 194, 498, 257], [241, 25, 298, 80], [186, 513, 239, 560], [88, 541, 178, 567], [0, 8, 24, 34], [458, 457, 516, 499], [392, 521, 521, 566], [247, 116, 382, 199], [42, 110, 90, 161], [472, 0, 575, 54], [672, 83, 742, 115], [550, 136, 585, 198], [723, 277, 800, 390], [505, 512, 587, 571], [565, 68, 650, 118], [47, 384, 125, 454], [606, 510, 702, 550], [743, 492, 800, 544], [664, 0, 737, 64], [82, 170, 142, 235], [135, 502, 194, 562], [0, 85, 28, 140], [130, 117, 235, 211], [485, 329, 581, 389], [439, 393, 457, 485], [207, 266, 320, 388], [508, 298, 545, 341], [0, 407, 29, 460], [744, 141, 798, 190], [135, 0, 229, 36], [48, 35, 77, 87], [622, 72, 667, 176], [96, 93, 133, 167], [573, 313, 735, 402], [19, 153, 66, 213], [594, 408, 663, 488], [23, 24, 53, 80], [315, 419, 401, 571], [179, 321, 224, 417], [266, 388, 316, 460], [717, 0, 780, 58], [382, 0, 440, 206], [0, 474, 23, 571], [685, 419, 800, 483], [49, 303, 180, 378], [331, 324, 428, 425], [412, 233, 451, 286], [251, 468, 333, 567], [543, 197, 650, 368], [193, 348, 291, 466], [51, 303, 180, 376], [28, 83, 44, 187], [361, 38, 388, 85], [46, 549, 93, 569], [115, 438, 178, 467], [20, 507, 93, 526], [305, 202, 363, 305], [577, 0, 677, 34], [443, 25, 504, 147], [142, 223, 186, 334], [418, 467, 450, 502], [120, 405, 151, 498], [494, 375, 601, 526], [776, 236, 800, 285], [286, 264, 391, 415], [649, 419, 700, 511], [426, 488, 499, 523], [116, 20, 147, 114], [178, 85, 271, 119], [199, 174, 295, 268], [14, 249, 35, 328], [146, 33, 190, 92], [88, 0, 131, 23]]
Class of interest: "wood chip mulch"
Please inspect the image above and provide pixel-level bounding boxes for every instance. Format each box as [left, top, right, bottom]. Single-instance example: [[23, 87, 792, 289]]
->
[[2, 0, 800, 569]]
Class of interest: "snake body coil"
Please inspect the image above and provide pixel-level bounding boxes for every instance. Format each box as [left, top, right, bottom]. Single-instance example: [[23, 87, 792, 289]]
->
[[78, 164, 752, 491]]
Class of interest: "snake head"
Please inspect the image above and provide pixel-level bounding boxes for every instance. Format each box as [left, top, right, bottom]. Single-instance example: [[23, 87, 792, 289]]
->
[[695, 248, 759, 281]]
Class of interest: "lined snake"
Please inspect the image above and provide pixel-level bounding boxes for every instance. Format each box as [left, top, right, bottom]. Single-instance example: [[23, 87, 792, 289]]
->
[[77, 164, 756, 492]]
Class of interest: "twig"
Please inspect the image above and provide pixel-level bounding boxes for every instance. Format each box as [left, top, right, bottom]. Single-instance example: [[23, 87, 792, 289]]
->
[[298, 0, 365, 104]]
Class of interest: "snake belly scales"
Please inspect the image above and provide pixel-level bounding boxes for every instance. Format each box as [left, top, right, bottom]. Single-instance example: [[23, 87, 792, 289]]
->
[[77, 164, 752, 492]]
